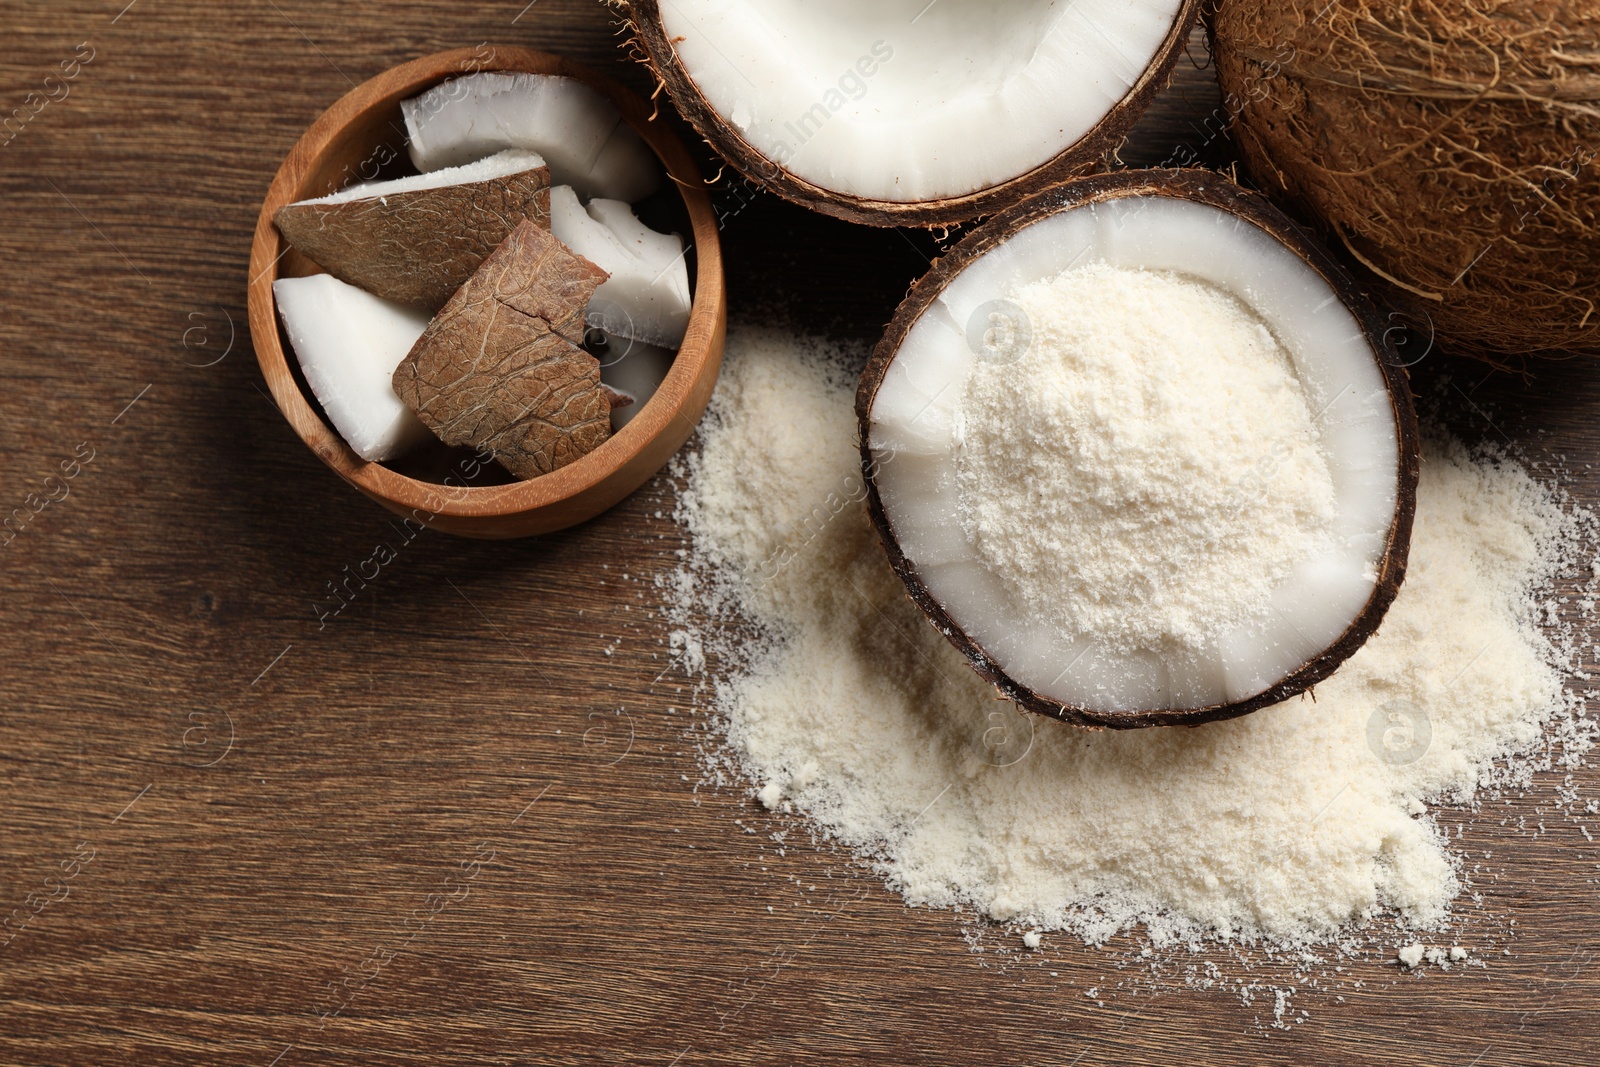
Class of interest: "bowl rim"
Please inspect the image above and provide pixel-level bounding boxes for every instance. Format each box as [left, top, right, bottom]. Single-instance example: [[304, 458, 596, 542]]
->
[[246, 44, 724, 519]]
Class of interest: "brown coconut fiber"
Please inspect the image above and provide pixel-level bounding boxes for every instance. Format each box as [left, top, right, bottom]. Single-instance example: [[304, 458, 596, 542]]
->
[[1212, 0, 1600, 360]]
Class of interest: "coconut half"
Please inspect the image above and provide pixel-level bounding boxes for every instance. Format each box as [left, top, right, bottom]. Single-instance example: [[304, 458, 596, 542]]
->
[[625, 0, 1201, 226], [857, 171, 1419, 728]]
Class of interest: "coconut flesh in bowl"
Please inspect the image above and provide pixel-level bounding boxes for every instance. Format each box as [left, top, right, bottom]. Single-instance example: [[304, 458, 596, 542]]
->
[[271, 68, 692, 478], [858, 171, 1418, 728], [627, 0, 1202, 225]]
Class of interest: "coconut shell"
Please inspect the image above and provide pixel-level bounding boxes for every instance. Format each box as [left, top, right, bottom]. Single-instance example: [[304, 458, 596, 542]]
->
[[616, 0, 1204, 228], [274, 163, 551, 312], [393, 219, 613, 479], [1211, 0, 1600, 359], [856, 169, 1420, 729]]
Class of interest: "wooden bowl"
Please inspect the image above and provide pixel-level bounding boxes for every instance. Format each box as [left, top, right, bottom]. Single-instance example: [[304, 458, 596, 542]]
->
[[247, 46, 726, 539]]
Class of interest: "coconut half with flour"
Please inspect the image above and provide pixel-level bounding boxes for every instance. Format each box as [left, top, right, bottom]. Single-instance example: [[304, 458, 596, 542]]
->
[[622, 0, 1202, 226], [858, 171, 1419, 728]]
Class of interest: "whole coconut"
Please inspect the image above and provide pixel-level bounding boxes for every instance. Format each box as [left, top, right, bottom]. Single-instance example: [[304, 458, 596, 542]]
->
[[1212, 0, 1600, 359]]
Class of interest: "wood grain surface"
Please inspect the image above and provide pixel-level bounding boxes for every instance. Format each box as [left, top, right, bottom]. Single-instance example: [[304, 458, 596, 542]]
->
[[1, 3, 1598, 1065]]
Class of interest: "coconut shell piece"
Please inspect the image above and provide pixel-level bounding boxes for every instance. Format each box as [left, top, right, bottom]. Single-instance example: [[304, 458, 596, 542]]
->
[[619, 0, 1202, 228], [856, 170, 1420, 730], [392, 219, 613, 479], [274, 164, 552, 311], [601, 384, 635, 410], [1212, 0, 1600, 360]]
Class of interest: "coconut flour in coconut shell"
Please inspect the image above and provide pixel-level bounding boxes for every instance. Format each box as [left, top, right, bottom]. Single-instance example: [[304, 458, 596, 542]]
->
[[954, 264, 1338, 656], [667, 326, 1597, 951]]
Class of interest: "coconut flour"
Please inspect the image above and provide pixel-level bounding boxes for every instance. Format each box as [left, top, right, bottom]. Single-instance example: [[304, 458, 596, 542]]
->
[[956, 265, 1337, 653], [668, 326, 1595, 948]]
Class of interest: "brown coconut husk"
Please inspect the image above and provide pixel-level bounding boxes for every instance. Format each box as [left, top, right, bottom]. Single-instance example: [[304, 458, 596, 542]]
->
[[1211, 0, 1600, 361]]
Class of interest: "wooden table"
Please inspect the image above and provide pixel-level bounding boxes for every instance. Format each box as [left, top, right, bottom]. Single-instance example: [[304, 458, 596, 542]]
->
[[3, 3, 1598, 1064]]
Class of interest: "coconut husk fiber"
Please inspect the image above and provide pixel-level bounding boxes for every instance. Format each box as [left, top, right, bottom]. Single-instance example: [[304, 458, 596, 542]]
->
[[1212, 0, 1600, 361]]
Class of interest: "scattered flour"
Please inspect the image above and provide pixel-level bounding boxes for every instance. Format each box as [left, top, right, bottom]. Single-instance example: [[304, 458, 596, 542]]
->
[[1398, 943, 1469, 969], [956, 265, 1336, 653], [1395, 940, 1465, 966], [668, 326, 1596, 951]]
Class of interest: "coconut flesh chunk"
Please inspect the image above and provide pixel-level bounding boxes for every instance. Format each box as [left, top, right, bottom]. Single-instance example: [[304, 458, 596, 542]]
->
[[300, 148, 546, 204], [653, 0, 1187, 204], [273, 274, 433, 463], [403, 72, 661, 203], [548, 185, 691, 348], [598, 339, 675, 430], [274, 150, 550, 311], [862, 176, 1414, 726]]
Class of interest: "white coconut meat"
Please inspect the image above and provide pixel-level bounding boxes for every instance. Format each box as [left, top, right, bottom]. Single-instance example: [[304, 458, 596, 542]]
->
[[866, 195, 1401, 715], [598, 339, 675, 430], [294, 149, 546, 205], [548, 185, 691, 348], [656, 0, 1185, 203], [273, 274, 434, 463], [403, 73, 661, 203]]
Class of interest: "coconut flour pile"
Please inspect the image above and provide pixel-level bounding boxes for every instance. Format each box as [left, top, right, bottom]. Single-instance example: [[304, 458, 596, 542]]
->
[[957, 265, 1336, 652], [667, 326, 1596, 947]]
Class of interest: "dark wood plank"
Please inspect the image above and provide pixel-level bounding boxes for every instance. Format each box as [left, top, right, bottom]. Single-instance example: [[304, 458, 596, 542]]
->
[[1, 5, 1597, 1066]]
